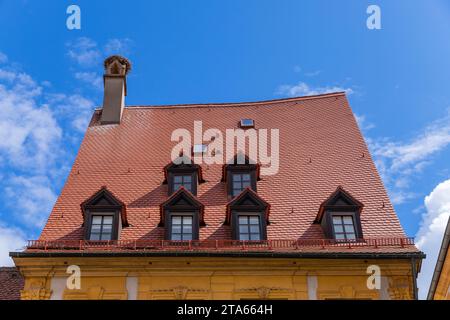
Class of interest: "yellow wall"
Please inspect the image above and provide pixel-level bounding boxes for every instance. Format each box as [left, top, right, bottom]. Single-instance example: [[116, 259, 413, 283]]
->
[[13, 257, 418, 300], [433, 246, 450, 300]]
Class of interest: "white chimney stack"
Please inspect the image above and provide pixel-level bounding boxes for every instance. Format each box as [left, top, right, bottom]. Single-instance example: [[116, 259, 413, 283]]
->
[[101, 55, 131, 124]]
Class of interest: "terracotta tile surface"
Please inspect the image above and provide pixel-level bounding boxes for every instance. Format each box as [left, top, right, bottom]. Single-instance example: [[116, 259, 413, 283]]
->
[[38, 92, 417, 253], [0, 267, 24, 300]]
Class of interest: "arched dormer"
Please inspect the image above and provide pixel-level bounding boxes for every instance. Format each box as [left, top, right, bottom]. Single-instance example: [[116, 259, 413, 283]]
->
[[226, 188, 270, 240], [222, 153, 261, 198], [315, 186, 364, 241], [80, 186, 128, 241], [159, 187, 205, 240]]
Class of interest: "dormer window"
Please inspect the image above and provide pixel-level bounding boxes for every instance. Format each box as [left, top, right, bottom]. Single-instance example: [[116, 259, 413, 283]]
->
[[225, 188, 270, 241], [164, 158, 204, 196], [315, 186, 364, 242], [222, 154, 259, 198], [81, 187, 128, 241], [160, 188, 205, 241]]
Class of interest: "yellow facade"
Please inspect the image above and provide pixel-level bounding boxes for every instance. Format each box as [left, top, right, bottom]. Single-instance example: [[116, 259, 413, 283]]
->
[[14, 256, 419, 300], [432, 246, 450, 300]]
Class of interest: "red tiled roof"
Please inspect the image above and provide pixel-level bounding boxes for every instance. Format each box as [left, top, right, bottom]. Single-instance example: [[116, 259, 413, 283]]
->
[[0, 267, 24, 300], [38, 92, 416, 253]]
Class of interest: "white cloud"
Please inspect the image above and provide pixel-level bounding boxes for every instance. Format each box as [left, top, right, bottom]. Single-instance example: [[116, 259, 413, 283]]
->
[[368, 111, 450, 204], [74, 72, 103, 90], [0, 224, 26, 266], [104, 38, 133, 56], [66, 37, 101, 68], [0, 52, 7, 64], [355, 114, 375, 132], [416, 179, 450, 299], [276, 81, 353, 97]]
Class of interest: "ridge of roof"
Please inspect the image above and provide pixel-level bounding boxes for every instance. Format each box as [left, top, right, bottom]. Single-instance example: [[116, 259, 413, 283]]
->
[[95, 92, 346, 111]]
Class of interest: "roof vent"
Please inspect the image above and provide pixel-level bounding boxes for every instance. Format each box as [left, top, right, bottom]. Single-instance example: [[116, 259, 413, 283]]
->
[[240, 119, 255, 128]]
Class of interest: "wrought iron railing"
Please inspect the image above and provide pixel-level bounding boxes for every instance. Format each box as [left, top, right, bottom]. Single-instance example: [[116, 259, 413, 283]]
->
[[25, 237, 415, 252]]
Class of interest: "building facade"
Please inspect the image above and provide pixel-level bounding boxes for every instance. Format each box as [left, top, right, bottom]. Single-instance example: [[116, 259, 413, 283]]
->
[[11, 56, 424, 300], [428, 217, 450, 300]]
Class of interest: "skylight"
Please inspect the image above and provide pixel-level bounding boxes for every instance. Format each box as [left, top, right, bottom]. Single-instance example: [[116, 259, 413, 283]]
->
[[193, 144, 207, 154], [240, 119, 254, 128]]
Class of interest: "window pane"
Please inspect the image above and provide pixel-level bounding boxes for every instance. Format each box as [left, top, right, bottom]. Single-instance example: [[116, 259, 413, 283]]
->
[[239, 216, 248, 224], [242, 181, 251, 189], [335, 233, 346, 240], [343, 216, 353, 224], [240, 233, 249, 241], [242, 174, 251, 181], [332, 216, 342, 224], [172, 234, 181, 240], [347, 233, 356, 240], [333, 225, 343, 233], [344, 224, 355, 233], [172, 225, 181, 233], [92, 216, 102, 224], [172, 216, 182, 225], [103, 216, 113, 224], [239, 225, 248, 233], [232, 174, 242, 182], [249, 216, 259, 224], [183, 233, 193, 241], [101, 233, 112, 240], [91, 224, 101, 231], [174, 176, 182, 183], [182, 225, 192, 233], [182, 216, 193, 224], [249, 233, 261, 240], [250, 225, 260, 233], [183, 175, 192, 183]]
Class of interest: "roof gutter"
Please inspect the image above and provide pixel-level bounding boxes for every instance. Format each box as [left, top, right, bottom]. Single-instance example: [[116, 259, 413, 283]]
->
[[10, 251, 426, 260]]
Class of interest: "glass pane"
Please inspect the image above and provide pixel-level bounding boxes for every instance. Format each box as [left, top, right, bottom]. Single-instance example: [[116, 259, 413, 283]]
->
[[249, 216, 259, 224], [174, 176, 182, 183], [103, 216, 113, 225], [183, 175, 192, 183], [333, 225, 343, 233], [232, 174, 241, 182], [343, 216, 353, 224], [239, 225, 248, 233], [183, 183, 192, 191], [182, 216, 193, 224], [240, 233, 249, 240], [172, 225, 181, 233], [183, 233, 193, 241], [242, 181, 251, 189], [233, 182, 242, 189], [344, 224, 355, 233], [172, 216, 182, 225], [347, 233, 356, 240], [91, 224, 101, 231], [182, 225, 192, 233], [332, 216, 342, 224], [101, 233, 112, 240], [239, 216, 248, 224], [250, 233, 261, 240], [90, 233, 100, 240], [92, 216, 102, 224], [242, 174, 251, 181], [250, 225, 260, 233], [335, 233, 346, 240], [172, 234, 181, 240]]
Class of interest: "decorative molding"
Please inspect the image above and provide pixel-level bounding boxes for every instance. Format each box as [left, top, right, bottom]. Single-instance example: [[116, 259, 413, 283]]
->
[[388, 277, 412, 300], [235, 286, 293, 299], [21, 280, 52, 300]]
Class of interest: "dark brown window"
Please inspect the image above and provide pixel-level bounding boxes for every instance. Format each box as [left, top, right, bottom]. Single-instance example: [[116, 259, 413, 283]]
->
[[238, 215, 261, 240], [171, 215, 193, 240], [331, 215, 356, 241], [232, 173, 252, 196], [89, 214, 114, 240], [165, 162, 200, 196]]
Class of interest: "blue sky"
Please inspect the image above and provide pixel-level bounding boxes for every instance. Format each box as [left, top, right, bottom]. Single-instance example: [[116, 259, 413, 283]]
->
[[0, 0, 449, 299]]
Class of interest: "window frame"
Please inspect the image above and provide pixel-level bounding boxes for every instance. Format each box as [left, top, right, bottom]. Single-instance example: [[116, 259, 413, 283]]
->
[[323, 210, 363, 241], [231, 211, 267, 241], [226, 166, 257, 198], [165, 210, 199, 241], [84, 209, 121, 241], [167, 168, 198, 196]]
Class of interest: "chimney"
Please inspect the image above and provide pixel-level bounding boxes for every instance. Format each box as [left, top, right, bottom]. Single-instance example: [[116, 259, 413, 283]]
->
[[100, 55, 132, 124]]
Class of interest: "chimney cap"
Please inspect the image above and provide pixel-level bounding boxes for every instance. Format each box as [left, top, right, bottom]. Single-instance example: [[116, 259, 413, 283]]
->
[[103, 55, 132, 75]]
